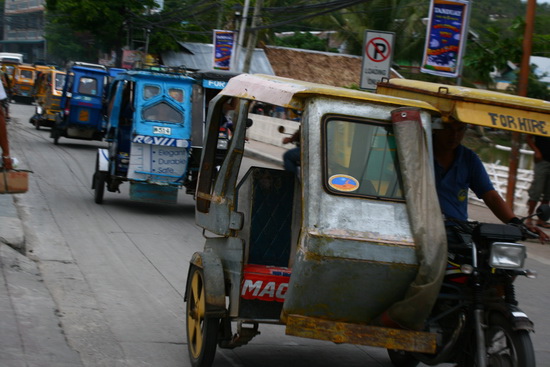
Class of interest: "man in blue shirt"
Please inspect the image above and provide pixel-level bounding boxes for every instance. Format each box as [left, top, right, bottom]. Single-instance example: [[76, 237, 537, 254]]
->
[[433, 119, 548, 243], [434, 120, 515, 222]]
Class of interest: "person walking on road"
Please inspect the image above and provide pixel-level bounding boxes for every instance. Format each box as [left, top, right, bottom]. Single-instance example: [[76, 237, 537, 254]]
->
[[525, 135, 550, 229]]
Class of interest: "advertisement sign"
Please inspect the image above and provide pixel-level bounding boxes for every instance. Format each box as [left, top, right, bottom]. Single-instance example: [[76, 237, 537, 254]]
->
[[213, 30, 235, 70], [360, 30, 395, 90], [421, 0, 470, 78], [128, 142, 188, 182]]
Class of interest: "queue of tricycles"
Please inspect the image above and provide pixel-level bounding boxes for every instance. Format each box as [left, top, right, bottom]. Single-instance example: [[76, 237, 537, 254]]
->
[[13, 60, 550, 366]]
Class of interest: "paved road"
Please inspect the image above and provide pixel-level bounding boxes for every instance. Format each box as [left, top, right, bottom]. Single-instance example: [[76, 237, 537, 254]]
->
[[2, 101, 550, 367]]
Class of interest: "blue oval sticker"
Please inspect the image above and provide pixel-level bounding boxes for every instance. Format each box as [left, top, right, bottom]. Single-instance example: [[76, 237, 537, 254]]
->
[[328, 174, 359, 192]]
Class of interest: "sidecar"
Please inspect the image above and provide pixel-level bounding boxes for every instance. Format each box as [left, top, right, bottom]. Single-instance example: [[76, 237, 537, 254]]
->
[[51, 63, 109, 144], [30, 68, 66, 129], [185, 74, 450, 367], [92, 69, 196, 204]]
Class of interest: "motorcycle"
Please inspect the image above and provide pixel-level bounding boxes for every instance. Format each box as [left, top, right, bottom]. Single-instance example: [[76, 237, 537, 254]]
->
[[389, 205, 550, 367]]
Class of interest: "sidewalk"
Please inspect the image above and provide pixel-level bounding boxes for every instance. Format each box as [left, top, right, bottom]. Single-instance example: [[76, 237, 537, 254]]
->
[[0, 194, 83, 366]]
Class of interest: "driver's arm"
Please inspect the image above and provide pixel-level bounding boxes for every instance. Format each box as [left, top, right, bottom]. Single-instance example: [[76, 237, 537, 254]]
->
[[481, 189, 516, 224]]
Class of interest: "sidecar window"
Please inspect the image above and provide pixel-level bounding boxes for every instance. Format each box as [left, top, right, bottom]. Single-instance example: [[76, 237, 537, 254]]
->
[[78, 77, 98, 95], [143, 85, 160, 100], [142, 101, 183, 124], [55, 74, 65, 91], [324, 117, 404, 201]]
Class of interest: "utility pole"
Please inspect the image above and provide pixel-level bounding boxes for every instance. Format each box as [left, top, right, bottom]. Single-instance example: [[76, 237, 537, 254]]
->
[[232, 0, 250, 72], [243, 0, 263, 73], [506, 0, 536, 209]]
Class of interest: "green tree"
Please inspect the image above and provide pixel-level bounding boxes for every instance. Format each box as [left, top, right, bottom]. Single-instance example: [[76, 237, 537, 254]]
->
[[46, 0, 158, 66], [274, 31, 334, 51]]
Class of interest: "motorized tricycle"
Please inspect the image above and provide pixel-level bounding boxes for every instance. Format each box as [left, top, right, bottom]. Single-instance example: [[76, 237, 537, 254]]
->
[[184, 74, 550, 367], [11, 63, 36, 104], [51, 63, 109, 144], [92, 69, 197, 204], [29, 68, 66, 129]]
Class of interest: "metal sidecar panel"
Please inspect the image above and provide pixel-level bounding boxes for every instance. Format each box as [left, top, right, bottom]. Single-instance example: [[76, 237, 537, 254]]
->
[[282, 98, 430, 323]]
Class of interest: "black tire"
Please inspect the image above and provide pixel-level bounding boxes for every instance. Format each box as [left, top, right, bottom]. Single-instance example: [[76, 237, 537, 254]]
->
[[94, 171, 106, 204], [186, 266, 219, 367], [52, 129, 60, 145], [484, 313, 536, 367], [388, 349, 420, 367], [34, 118, 40, 130]]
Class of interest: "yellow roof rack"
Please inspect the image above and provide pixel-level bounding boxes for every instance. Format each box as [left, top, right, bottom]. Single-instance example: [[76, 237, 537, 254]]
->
[[377, 79, 550, 137]]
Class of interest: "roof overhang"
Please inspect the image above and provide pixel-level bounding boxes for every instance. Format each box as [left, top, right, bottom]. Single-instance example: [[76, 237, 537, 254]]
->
[[377, 79, 550, 137]]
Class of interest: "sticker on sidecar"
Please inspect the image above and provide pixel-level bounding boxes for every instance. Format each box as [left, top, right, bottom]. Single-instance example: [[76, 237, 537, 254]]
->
[[328, 174, 359, 192], [133, 135, 189, 148]]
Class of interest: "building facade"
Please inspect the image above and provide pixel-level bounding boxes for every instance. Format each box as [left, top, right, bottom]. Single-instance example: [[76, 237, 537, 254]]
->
[[2, 0, 45, 63]]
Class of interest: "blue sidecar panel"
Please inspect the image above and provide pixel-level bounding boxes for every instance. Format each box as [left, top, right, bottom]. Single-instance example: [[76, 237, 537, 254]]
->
[[129, 182, 178, 204]]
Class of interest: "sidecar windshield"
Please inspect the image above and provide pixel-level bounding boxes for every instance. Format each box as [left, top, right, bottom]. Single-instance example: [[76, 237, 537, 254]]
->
[[324, 116, 404, 200]]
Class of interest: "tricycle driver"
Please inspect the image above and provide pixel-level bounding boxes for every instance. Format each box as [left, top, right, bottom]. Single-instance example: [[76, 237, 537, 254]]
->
[[433, 118, 549, 245]]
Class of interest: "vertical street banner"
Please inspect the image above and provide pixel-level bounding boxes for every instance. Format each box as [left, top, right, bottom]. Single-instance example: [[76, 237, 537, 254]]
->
[[421, 0, 470, 78], [213, 30, 235, 70]]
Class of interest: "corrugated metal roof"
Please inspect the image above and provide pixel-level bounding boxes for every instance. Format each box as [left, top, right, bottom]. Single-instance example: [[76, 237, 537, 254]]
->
[[161, 42, 274, 75]]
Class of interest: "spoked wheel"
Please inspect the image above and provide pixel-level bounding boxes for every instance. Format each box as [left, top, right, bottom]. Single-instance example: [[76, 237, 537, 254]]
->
[[93, 171, 106, 204], [186, 266, 219, 367], [387, 349, 419, 367], [484, 313, 535, 367]]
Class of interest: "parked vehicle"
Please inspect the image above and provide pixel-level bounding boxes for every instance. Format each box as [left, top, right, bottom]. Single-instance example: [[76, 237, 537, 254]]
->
[[0, 52, 23, 64], [29, 68, 66, 129], [184, 74, 550, 367], [0, 53, 22, 94], [50, 63, 109, 144], [92, 69, 197, 204], [11, 63, 36, 103]]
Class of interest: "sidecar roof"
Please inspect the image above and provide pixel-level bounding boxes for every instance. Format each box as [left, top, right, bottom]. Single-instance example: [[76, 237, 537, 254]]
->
[[377, 78, 550, 137], [218, 73, 440, 113]]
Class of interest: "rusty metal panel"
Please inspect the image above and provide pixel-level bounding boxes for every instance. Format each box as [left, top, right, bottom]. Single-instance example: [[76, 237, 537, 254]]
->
[[285, 314, 436, 354]]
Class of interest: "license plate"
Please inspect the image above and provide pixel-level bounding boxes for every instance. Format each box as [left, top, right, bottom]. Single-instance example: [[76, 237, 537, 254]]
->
[[153, 126, 171, 135]]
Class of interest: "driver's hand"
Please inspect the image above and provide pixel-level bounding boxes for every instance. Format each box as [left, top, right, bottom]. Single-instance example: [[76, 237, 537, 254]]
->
[[526, 222, 550, 244]]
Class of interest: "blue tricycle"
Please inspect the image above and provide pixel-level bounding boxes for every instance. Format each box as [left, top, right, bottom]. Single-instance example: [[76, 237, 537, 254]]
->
[[51, 62, 109, 145], [93, 69, 204, 204]]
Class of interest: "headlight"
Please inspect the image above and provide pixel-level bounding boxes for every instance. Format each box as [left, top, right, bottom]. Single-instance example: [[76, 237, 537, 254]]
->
[[489, 242, 526, 269], [217, 139, 228, 150]]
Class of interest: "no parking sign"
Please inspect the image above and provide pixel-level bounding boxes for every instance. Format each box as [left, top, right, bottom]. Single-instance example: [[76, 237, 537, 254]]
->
[[360, 30, 395, 90]]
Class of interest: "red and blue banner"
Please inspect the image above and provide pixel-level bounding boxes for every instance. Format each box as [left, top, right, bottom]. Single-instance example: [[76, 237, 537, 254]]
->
[[213, 30, 235, 70], [421, 0, 470, 78]]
